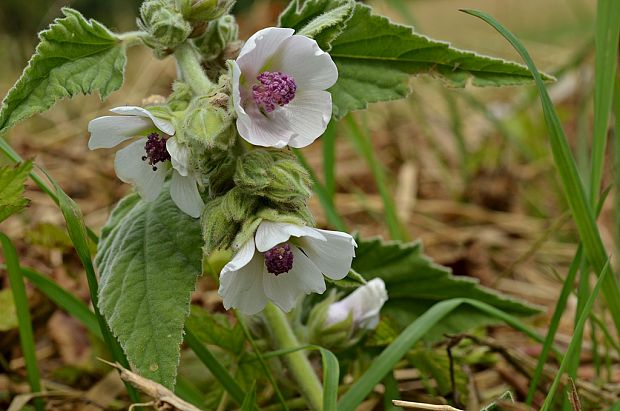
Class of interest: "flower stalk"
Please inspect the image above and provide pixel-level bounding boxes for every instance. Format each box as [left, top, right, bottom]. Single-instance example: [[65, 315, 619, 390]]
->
[[175, 41, 214, 95], [263, 303, 323, 411]]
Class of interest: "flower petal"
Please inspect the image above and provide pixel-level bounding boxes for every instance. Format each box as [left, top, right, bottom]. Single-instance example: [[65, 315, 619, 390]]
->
[[235, 103, 293, 148], [87, 116, 152, 149], [114, 138, 166, 202], [300, 228, 356, 280], [255, 221, 325, 252], [166, 137, 190, 176], [222, 238, 256, 273], [237, 27, 295, 79], [170, 171, 204, 218], [272, 90, 332, 148], [110, 106, 175, 136], [262, 245, 325, 312], [219, 248, 268, 315], [274, 35, 338, 90], [326, 278, 387, 329]]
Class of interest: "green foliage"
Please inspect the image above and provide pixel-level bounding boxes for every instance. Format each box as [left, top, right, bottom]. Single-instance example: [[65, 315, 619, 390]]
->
[[185, 306, 245, 355], [279, 1, 551, 119], [407, 348, 469, 404], [0, 289, 18, 331], [352, 237, 540, 341], [278, 0, 355, 50], [96, 188, 203, 389], [0, 161, 32, 222], [0, 8, 126, 133]]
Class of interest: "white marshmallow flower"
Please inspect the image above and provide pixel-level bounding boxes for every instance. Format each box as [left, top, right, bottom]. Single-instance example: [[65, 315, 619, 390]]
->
[[325, 278, 388, 330], [88, 106, 204, 218], [231, 27, 338, 148], [219, 221, 356, 314]]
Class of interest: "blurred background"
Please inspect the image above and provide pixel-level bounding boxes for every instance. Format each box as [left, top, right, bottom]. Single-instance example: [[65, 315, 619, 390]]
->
[[2, 0, 614, 409]]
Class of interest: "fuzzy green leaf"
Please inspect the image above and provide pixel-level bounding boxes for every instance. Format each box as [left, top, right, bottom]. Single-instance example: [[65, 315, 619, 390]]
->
[[352, 237, 540, 341], [280, 2, 551, 118], [278, 0, 355, 50], [95, 188, 203, 389], [0, 8, 126, 133], [0, 161, 32, 222], [186, 306, 245, 355]]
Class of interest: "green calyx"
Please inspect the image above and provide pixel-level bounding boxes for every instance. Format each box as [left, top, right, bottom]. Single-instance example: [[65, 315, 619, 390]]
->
[[185, 0, 236, 23], [194, 14, 242, 67], [306, 293, 357, 351], [234, 149, 312, 204], [139, 0, 192, 56], [183, 94, 233, 148]]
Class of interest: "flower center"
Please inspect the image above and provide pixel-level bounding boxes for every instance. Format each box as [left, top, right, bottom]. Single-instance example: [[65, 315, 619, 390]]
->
[[264, 243, 294, 275], [252, 71, 297, 113], [141, 133, 171, 171]]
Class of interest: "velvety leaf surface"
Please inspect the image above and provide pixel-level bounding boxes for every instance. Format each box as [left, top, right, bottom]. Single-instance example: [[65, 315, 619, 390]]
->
[[352, 237, 540, 341], [95, 188, 202, 388], [0, 8, 126, 132], [0, 161, 32, 223]]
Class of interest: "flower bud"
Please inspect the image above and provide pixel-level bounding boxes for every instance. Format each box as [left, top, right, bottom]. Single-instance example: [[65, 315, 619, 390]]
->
[[326, 279, 388, 330], [186, 0, 236, 22], [194, 15, 241, 63], [139, 0, 192, 55], [234, 150, 312, 204], [183, 96, 233, 149], [201, 188, 259, 255], [308, 279, 388, 350]]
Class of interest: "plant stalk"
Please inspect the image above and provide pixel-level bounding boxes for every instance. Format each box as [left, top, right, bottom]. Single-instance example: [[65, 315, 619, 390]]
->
[[263, 303, 323, 411], [174, 42, 213, 95]]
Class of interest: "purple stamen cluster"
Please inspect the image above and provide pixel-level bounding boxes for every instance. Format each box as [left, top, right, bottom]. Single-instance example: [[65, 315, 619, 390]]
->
[[141, 133, 170, 171], [264, 243, 294, 275], [252, 71, 297, 113]]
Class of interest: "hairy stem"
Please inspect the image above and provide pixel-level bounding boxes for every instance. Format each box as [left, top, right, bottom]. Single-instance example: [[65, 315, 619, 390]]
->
[[263, 303, 323, 411], [117, 30, 147, 47], [174, 42, 214, 95]]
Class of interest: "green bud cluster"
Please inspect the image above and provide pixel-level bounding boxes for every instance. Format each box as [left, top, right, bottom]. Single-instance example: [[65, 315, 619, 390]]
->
[[139, 0, 192, 56], [186, 0, 236, 23], [194, 15, 242, 69]]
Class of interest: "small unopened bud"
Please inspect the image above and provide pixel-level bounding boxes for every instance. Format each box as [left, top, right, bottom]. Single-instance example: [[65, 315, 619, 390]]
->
[[183, 96, 233, 149], [186, 0, 236, 22], [139, 0, 192, 54], [194, 15, 240, 62], [326, 279, 388, 330], [308, 279, 388, 350], [234, 150, 312, 204]]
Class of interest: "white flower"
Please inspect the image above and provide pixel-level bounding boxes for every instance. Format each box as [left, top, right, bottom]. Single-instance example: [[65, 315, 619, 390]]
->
[[88, 106, 204, 218], [231, 27, 338, 149], [325, 278, 388, 330], [219, 221, 356, 314]]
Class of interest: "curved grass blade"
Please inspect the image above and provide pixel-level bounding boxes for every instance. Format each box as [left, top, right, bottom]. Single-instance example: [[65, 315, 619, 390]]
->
[[183, 327, 247, 406], [461, 7, 620, 345], [0, 233, 43, 411], [18, 266, 101, 339], [337, 298, 552, 411], [540, 258, 611, 411], [590, 0, 620, 204], [319, 347, 340, 411], [46, 177, 139, 402]]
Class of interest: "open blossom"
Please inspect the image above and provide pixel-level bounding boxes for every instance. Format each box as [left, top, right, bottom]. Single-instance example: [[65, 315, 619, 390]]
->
[[219, 221, 356, 314], [325, 278, 388, 330], [231, 27, 338, 148], [88, 106, 204, 218]]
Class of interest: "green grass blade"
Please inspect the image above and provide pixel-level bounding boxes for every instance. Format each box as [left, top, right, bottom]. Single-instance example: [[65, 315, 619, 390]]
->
[[18, 266, 101, 339], [0, 233, 43, 411], [319, 347, 340, 411], [344, 115, 408, 241], [382, 371, 400, 411], [293, 148, 348, 231], [47, 177, 140, 402], [323, 120, 337, 198], [462, 7, 620, 346], [234, 311, 288, 411], [540, 258, 611, 411], [240, 383, 257, 411], [184, 327, 247, 406], [526, 248, 582, 404], [338, 298, 553, 411], [590, 0, 620, 204], [175, 376, 206, 408]]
